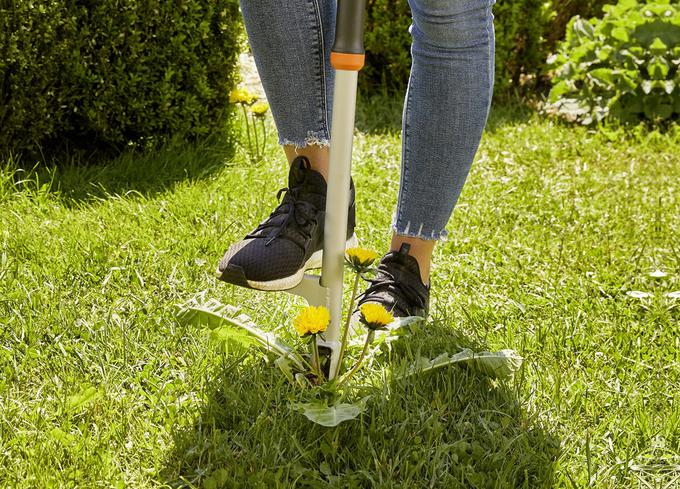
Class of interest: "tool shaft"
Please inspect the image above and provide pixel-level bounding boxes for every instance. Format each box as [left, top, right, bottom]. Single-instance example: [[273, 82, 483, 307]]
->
[[321, 69, 358, 378]]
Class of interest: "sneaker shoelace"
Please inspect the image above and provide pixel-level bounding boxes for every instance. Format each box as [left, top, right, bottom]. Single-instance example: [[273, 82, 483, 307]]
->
[[358, 262, 428, 313], [246, 164, 320, 250]]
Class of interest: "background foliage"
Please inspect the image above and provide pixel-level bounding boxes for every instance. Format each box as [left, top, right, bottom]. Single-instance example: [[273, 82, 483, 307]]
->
[[361, 0, 616, 97], [544, 0, 616, 51], [548, 0, 680, 125], [0, 0, 242, 158]]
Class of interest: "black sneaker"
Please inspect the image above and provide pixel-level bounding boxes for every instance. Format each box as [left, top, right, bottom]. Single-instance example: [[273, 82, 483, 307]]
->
[[354, 243, 430, 319], [216, 156, 356, 291]]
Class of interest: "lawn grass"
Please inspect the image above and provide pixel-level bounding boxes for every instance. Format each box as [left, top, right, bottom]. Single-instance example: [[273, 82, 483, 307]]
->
[[1, 99, 678, 488]]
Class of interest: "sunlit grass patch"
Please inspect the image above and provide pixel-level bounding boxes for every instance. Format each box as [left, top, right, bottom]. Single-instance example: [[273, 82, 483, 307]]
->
[[1, 101, 677, 487]]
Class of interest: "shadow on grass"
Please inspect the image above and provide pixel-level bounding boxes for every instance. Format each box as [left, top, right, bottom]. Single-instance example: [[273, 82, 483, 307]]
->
[[356, 90, 536, 136], [484, 99, 536, 134], [160, 320, 559, 488], [355, 89, 405, 134], [6, 94, 536, 208], [4, 135, 237, 207]]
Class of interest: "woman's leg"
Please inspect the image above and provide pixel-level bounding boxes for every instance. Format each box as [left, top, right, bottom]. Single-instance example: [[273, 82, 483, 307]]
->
[[239, 0, 336, 179], [392, 0, 496, 285], [218, 1, 358, 291], [355, 0, 495, 317]]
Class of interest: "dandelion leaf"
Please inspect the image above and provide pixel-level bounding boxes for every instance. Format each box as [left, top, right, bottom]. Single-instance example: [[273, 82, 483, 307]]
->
[[294, 397, 369, 427], [401, 348, 522, 380], [176, 297, 306, 370]]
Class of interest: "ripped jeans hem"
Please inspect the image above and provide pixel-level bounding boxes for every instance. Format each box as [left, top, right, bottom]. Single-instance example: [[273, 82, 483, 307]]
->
[[279, 130, 330, 149], [391, 221, 449, 242]]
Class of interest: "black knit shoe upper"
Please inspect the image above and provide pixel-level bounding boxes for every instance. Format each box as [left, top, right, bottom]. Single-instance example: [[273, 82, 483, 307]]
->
[[217, 156, 355, 290], [355, 243, 430, 318]]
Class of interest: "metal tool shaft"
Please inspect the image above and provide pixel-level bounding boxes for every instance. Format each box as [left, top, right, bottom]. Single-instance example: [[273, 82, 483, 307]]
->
[[320, 69, 358, 378]]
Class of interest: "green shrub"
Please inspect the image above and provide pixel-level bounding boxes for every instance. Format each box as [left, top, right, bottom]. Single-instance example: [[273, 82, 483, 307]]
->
[[547, 0, 680, 125], [492, 0, 553, 92], [545, 0, 616, 53], [361, 0, 412, 95], [0, 0, 243, 159], [360, 0, 610, 98], [361, 0, 551, 95]]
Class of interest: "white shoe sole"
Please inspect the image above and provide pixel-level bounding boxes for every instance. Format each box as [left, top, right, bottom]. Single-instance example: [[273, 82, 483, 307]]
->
[[219, 234, 359, 291]]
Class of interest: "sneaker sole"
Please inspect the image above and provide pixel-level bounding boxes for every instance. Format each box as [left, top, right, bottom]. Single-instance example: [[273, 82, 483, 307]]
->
[[216, 234, 359, 291]]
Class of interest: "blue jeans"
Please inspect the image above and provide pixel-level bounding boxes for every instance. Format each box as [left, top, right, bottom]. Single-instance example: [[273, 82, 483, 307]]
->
[[240, 0, 495, 241]]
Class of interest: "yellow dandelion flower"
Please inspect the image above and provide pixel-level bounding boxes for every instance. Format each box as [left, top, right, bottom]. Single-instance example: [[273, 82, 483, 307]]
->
[[345, 247, 379, 270], [250, 102, 269, 117], [229, 87, 258, 105], [359, 303, 394, 330], [293, 305, 330, 336]]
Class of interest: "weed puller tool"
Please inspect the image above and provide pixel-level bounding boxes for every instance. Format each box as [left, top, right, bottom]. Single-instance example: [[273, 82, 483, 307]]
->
[[191, 0, 523, 406], [286, 0, 367, 379]]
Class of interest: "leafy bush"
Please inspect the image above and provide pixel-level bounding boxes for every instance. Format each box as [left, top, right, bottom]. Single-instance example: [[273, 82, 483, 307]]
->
[[360, 0, 414, 95], [547, 0, 680, 125], [545, 0, 616, 52], [360, 0, 618, 98], [0, 1, 243, 159], [361, 0, 551, 95], [492, 0, 553, 92]]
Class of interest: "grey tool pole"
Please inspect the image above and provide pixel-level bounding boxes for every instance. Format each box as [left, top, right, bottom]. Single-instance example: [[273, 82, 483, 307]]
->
[[319, 0, 366, 378]]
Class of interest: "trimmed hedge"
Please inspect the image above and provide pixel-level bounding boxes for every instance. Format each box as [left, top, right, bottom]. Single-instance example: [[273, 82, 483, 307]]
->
[[361, 1, 413, 95], [360, 0, 617, 97], [493, 0, 552, 91], [0, 0, 242, 158]]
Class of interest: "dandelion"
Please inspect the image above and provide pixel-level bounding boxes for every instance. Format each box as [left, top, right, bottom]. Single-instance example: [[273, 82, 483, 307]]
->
[[337, 303, 394, 385], [229, 87, 258, 105], [294, 305, 330, 381], [250, 102, 269, 117], [230, 87, 267, 162], [247, 101, 269, 160], [345, 247, 379, 271], [335, 248, 380, 378], [359, 303, 394, 331], [293, 305, 330, 337]]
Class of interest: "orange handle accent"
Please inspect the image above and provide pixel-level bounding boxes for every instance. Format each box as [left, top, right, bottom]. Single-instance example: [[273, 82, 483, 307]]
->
[[330, 52, 365, 71]]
